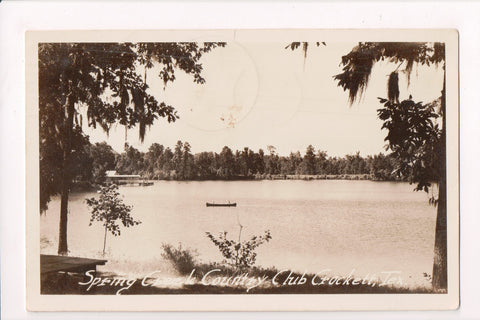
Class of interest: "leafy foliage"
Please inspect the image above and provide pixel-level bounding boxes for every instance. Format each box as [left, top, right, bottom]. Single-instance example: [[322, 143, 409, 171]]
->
[[219, 146, 235, 179], [40, 126, 91, 211], [86, 184, 140, 247], [161, 243, 198, 275], [39, 42, 226, 212], [303, 145, 316, 175], [88, 142, 117, 184], [330, 41, 446, 197], [335, 42, 448, 291], [377, 97, 442, 194], [285, 42, 326, 58], [333, 42, 445, 104], [206, 230, 272, 268], [104, 140, 400, 181], [290, 41, 447, 290], [387, 71, 400, 103]]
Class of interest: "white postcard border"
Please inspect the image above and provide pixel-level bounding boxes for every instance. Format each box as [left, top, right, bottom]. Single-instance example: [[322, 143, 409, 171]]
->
[[25, 29, 459, 312]]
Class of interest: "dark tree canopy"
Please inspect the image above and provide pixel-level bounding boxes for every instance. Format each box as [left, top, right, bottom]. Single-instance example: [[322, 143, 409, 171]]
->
[[40, 126, 90, 211], [285, 42, 326, 59], [288, 41, 448, 290], [377, 97, 442, 195], [333, 42, 445, 105], [333, 41, 448, 291], [331, 42, 446, 194], [39, 42, 225, 211], [39, 42, 225, 138]]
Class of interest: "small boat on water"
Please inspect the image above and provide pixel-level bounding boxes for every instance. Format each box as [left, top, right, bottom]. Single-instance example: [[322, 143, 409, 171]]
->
[[206, 202, 237, 207]]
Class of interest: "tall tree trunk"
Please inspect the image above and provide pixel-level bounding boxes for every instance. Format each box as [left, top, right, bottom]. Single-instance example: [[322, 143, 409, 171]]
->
[[58, 172, 69, 255], [432, 177, 447, 291], [58, 97, 74, 255], [432, 69, 447, 292]]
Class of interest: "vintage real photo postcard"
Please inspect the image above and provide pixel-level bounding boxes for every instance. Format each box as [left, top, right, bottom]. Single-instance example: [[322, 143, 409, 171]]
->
[[25, 29, 459, 311]]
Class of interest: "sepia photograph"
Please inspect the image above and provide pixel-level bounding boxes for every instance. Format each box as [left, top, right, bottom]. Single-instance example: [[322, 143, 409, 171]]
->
[[25, 29, 459, 311]]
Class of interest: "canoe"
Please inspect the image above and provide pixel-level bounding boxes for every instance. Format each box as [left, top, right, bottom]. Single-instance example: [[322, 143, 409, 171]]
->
[[206, 202, 237, 207]]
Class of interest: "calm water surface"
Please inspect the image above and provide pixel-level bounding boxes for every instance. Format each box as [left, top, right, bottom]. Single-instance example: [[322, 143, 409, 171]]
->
[[41, 180, 436, 286]]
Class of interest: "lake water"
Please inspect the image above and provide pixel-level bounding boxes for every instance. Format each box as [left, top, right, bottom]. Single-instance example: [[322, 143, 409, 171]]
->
[[40, 180, 437, 287]]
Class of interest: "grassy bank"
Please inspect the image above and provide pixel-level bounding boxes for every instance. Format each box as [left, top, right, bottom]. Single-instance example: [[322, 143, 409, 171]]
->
[[41, 243, 433, 295], [41, 263, 433, 295]]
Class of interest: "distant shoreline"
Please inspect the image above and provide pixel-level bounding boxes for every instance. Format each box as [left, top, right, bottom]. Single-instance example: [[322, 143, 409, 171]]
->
[[253, 173, 396, 181], [71, 174, 403, 191]]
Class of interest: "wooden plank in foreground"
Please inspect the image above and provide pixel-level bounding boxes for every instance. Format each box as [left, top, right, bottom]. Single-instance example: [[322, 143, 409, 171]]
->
[[40, 254, 107, 275]]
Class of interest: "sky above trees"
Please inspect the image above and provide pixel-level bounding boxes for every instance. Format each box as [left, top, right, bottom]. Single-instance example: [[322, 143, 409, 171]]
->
[[83, 42, 444, 157]]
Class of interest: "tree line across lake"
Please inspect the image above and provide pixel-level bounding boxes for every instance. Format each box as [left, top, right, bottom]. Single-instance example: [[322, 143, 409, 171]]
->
[[72, 139, 403, 187]]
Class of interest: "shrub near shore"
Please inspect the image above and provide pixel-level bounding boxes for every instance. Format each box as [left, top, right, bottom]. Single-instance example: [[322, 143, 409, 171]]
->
[[41, 264, 431, 295], [41, 242, 432, 295]]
